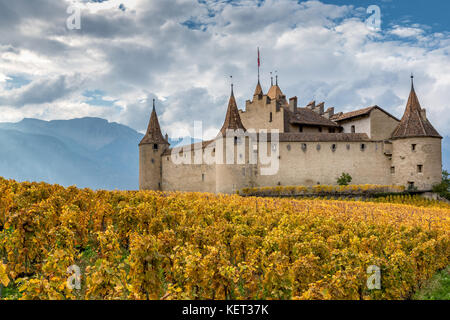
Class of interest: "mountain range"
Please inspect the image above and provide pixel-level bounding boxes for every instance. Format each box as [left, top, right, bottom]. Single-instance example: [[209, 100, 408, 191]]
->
[[0, 117, 448, 190], [0, 118, 196, 190]]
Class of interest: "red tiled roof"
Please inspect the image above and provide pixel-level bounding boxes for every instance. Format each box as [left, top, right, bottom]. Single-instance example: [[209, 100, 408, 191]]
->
[[219, 88, 246, 135], [391, 85, 441, 139], [139, 103, 169, 146], [331, 106, 399, 122], [286, 107, 340, 127]]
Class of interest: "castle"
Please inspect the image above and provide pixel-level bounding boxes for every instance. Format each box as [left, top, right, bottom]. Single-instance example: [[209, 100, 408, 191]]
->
[[139, 75, 442, 194]]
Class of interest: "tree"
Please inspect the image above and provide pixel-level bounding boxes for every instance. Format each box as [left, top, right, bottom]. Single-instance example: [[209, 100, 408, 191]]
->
[[432, 170, 450, 200], [337, 172, 352, 186]]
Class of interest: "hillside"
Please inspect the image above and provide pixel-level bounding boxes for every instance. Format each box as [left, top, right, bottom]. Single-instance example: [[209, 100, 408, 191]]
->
[[0, 118, 142, 190]]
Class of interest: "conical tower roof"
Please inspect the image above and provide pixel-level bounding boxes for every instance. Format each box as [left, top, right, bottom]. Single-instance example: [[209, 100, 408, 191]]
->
[[267, 85, 283, 100], [219, 85, 246, 135], [254, 81, 263, 96], [139, 100, 169, 145], [391, 78, 441, 139]]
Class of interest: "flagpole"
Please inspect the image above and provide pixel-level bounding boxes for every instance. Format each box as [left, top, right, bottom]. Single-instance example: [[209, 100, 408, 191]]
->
[[257, 47, 260, 82]]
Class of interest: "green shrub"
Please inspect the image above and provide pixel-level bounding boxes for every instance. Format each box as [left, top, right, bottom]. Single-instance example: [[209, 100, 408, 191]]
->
[[337, 172, 352, 186], [432, 170, 450, 200]]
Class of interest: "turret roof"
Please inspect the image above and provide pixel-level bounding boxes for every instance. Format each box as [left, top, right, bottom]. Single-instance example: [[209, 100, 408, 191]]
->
[[219, 87, 246, 135], [254, 81, 263, 96], [391, 80, 441, 139], [267, 84, 283, 100], [139, 100, 169, 145]]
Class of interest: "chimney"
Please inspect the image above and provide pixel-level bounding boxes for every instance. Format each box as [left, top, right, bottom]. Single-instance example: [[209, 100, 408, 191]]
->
[[306, 100, 315, 110], [289, 96, 298, 113], [315, 102, 324, 114], [323, 107, 334, 119]]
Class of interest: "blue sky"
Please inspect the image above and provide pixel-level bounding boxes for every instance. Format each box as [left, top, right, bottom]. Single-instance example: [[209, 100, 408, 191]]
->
[[321, 0, 450, 34], [0, 0, 448, 142]]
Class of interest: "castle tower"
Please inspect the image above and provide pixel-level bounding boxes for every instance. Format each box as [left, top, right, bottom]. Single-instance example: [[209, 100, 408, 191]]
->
[[139, 99, 169, 190], [391, 76, 442, 190], [216, 84, 254, 194]]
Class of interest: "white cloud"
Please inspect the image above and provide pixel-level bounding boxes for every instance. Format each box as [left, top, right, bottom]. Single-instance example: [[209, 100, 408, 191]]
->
[[0, 0, 449, 139]]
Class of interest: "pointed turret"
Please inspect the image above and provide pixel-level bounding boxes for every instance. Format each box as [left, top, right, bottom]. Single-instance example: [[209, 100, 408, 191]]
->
[[391, 76, 441, 139], [219, 84, 246, 135], [253, 81, 263, 96], [267, 83, 284, 100], [139, 99, 169, 145]]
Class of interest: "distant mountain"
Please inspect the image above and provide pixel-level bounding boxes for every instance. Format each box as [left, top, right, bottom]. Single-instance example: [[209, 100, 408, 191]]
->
[[0, 117, 200, 190], [0, 118, 142, 190]]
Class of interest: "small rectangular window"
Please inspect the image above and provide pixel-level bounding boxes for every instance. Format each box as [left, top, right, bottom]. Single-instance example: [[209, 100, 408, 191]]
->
[[417, 165, 423, 173], [390, 166, 395, 174], [299, 125, 303, 132], [412, 144, 416, 151], [360, 143, 366, 151], [269, 112, 273, 122], [318, 127, 322, 133], [351, 125, 355, 133], [153, 144, 158, 150]]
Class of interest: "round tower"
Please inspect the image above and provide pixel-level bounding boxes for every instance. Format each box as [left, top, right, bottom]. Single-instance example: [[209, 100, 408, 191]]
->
[[391, 76, 442, 191], [215, 84, 253, 194], [139, 99, 169, 190]]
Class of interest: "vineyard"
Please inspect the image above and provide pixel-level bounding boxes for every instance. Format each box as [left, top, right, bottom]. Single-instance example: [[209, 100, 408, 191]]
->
[[0, 177, 449, 300]]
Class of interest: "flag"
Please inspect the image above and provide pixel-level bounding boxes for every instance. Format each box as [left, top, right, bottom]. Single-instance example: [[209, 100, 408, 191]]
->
[[257, 47, 260, 67]]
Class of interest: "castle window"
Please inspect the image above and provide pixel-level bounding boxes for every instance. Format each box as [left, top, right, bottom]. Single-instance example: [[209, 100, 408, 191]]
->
[[234, 136, 238, 144], [301, 143, 307, 151], [318, 127, 322, 133], [287, 144, 291, 151], [153, 144, 158, 150], [351, 125, 355, 133], [412, 144, 417, 151], [202, 173, 205, 181], [390, 166, 395, 174], [328, 128, 335, 133], [316, 144, 321, 151], [269, 112, 273, 122], [417, 165, 423, 173], [299, 125, 303, 132], [408, 181, 415, 189], [360, 143, 366, 151], [331, 144, 337, 152]]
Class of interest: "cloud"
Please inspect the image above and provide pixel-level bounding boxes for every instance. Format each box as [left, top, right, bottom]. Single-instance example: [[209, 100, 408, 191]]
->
[[0, 0, 449, 140]]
